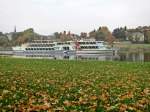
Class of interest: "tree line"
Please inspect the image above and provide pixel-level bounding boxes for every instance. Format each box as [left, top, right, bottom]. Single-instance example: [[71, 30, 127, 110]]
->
[[0, 26, 150, 48]]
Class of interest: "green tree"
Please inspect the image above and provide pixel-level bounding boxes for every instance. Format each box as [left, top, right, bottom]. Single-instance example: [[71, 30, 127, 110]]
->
[[54, 32, 60, 39], [0, 36, 9, 47], [112, 27, 127, 41]]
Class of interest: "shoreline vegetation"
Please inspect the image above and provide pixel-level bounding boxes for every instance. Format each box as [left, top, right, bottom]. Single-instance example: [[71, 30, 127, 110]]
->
[[0, 58, 150, 111]]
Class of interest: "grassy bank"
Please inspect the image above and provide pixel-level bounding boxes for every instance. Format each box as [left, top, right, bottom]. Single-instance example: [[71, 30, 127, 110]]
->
[[0, 58, 150, 111]]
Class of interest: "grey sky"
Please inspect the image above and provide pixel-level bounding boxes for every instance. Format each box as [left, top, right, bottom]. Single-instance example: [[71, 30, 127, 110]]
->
[[0, 0, 150, 35]]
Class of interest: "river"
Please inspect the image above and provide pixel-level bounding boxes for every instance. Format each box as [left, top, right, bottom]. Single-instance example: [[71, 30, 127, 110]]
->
[[0, 50, 150, 62]]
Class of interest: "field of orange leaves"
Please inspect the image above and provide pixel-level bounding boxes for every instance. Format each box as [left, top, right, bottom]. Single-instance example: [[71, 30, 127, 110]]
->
[[0, 57, 150, 111]]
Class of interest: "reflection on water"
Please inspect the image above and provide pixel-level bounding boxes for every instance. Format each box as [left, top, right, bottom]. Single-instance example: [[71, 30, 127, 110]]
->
[[119, 52, 150, 62], [53, 52, 150, 62]]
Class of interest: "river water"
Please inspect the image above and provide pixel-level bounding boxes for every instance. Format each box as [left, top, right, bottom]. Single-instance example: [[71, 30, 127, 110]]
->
[[0, 50, 150, 62]]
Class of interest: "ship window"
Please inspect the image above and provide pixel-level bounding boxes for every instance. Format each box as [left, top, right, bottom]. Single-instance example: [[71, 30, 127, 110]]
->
[[63, 47, 69, 50], [92, 42, 94, 44], [67, 42, 70, 45], [79, 42, 84, 44], [57, 43, 63, 45]]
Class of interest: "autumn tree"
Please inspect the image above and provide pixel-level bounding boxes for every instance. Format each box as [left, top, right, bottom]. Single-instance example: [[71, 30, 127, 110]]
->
[[80, 32, 87, 38], [89, 27, 115, 44], [89, 30, 96, 38]]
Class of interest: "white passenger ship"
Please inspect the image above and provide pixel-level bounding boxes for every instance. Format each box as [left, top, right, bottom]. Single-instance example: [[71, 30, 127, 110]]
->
[[12, 39, 113, 57], [76, 40, 113, 54]]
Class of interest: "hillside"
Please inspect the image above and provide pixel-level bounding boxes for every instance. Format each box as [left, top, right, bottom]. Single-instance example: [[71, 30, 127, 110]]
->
[[0, 28, 55, 48]]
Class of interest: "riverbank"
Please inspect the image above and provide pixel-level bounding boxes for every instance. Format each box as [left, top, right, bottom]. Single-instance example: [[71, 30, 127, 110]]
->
[[0, 58, 150, 111]]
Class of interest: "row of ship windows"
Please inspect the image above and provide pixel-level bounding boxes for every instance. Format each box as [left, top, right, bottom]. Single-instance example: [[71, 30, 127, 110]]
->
[[80, 46, 98, 49], [31, 41, 72, 44], [30, 43, 71, 47], [26, 48, 54, 50], [30, 45, 54, 47], [78, 42, 96, 44], [29, 42, 98, 46], [57, 43, 71, 45], [26, 55, 53, 57], [31, 41, 53, 43]]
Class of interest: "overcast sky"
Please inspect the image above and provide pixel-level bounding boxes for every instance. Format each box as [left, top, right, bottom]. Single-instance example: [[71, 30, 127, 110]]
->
[[0, 0, 150, 35]]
